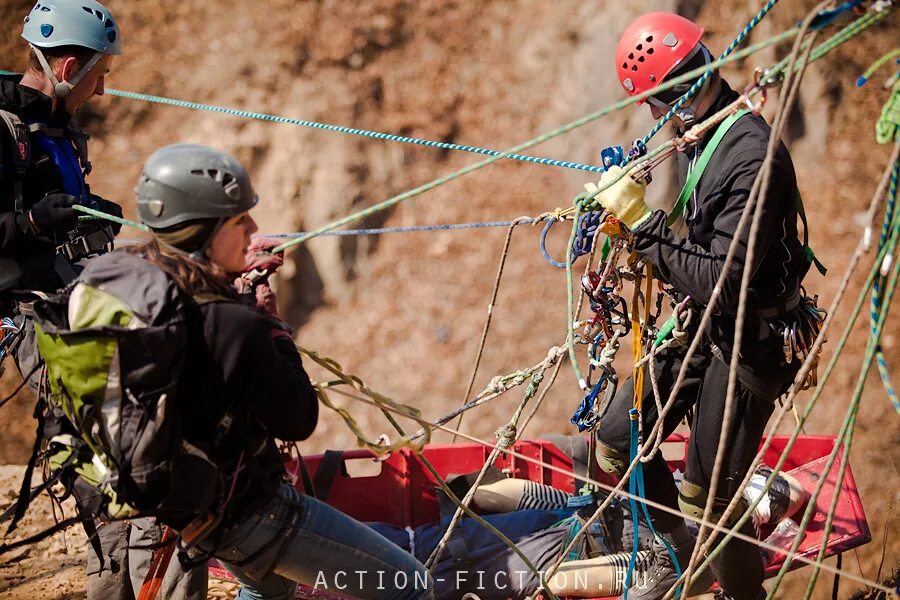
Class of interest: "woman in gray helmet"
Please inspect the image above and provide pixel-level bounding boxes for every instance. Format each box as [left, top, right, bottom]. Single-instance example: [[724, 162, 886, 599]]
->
[[131, 143, 433, 600]]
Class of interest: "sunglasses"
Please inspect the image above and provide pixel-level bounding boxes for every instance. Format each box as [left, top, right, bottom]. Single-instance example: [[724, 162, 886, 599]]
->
[[646, 84, 692, 109]]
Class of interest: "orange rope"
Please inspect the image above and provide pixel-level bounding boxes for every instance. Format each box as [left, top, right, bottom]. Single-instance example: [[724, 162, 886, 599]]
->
[[631, 262, 654, 411], [135, 527, 177, 600]]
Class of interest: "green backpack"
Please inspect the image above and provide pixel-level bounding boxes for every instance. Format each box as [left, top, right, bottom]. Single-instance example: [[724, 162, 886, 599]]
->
[[30, 250, 220, 521]]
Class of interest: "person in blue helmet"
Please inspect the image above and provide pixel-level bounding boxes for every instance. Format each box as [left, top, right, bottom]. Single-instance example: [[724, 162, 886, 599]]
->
[[1, 0, 123, 295], [0, 2, 204, 600]]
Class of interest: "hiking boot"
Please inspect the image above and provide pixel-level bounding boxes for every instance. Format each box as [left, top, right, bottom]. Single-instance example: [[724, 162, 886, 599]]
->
[[618, 536, 715, 599]]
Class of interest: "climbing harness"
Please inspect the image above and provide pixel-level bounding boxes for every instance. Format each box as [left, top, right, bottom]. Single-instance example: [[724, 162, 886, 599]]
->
[[0, 5, 893, 597], [0, 111, 114, 287]]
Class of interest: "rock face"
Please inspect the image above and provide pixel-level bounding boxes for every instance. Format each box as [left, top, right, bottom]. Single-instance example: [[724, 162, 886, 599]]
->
[[0, 1, 898, 598]]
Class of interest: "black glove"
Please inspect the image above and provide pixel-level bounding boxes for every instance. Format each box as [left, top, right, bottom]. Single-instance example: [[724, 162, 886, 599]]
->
[[27, 193, 78, 234], [91, 195, 124, 236]]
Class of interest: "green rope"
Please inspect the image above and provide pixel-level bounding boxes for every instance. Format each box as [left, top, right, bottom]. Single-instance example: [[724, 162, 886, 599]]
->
[[858, 47, 900, 85], [268, 28, 802, 255], [425, 370, 547, 569], [564, 9, 890, 386], [322, 362, 554, 595], [774, 225, 899, 596], [74, 205, 148, 231], [679, 238, 891, 593], [668, 143, 900, 596], [416, 451, 558, 600], [39, 29, 801, 244]]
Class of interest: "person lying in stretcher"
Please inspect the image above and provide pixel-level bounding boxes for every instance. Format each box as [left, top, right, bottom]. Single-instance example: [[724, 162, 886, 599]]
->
[[355, 461, 806, 600]]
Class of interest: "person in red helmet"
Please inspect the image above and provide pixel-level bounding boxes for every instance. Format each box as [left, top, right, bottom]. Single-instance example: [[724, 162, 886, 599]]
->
[[583, 12, 817, 600]]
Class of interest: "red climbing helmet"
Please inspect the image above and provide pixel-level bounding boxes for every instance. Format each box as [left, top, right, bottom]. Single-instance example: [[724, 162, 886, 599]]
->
[[616, 13, 704, 103]]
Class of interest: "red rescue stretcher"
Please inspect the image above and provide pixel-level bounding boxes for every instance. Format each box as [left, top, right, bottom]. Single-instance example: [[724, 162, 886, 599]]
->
[[209, 434, 870, 599]]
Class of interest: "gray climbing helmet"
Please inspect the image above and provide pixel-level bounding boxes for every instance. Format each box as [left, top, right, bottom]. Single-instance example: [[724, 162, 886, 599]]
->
[[22, 0, 122, 97], [135, 144, 259, 230]]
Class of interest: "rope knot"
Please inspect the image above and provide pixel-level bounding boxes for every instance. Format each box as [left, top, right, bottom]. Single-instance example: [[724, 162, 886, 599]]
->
[[495, 423, 517, 448], [671, 307, 693, 346], [487, 376, 506, 394]]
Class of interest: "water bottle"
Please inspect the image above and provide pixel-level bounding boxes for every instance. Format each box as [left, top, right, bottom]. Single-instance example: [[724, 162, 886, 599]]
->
[[761, 518, 802, 566]]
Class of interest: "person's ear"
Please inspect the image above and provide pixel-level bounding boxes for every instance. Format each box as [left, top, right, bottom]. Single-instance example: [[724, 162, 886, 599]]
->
[[57, 56, 80, 84]]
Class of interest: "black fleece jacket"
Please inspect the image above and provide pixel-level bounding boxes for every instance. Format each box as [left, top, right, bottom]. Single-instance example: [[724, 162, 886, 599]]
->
[[0, 75, 66, 254], [175, 298, 319, 524], [632, 80, 805, 379]]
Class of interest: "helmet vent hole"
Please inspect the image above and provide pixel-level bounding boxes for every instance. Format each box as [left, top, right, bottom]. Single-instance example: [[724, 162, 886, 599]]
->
[[647, 48, 654, 55], [190, 169, 204, 176], [636, 43, 643, 51], [40, 5, 50, 10], [107, 29, 116, 43], [631, 65, 638, 72], [82, 6, 93, 14], [628, 52, 634, 60], [105, 18, 113, 28], [206, 169, 221, 181], [95, 9, 103, 20], [646, 35, 653, 43], [638, 56, 645, 63], [622, 62, 628, 69], [224, 183, 241, 200], [222, 173, 235, 187]]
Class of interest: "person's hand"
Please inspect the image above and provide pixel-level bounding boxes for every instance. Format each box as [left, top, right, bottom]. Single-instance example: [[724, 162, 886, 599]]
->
[[583, 166, 652, 230], [235, 238, 285, 320], [243, 237, 284, 279], [27, 193, 78, 234], [91, 195, 124, 235]]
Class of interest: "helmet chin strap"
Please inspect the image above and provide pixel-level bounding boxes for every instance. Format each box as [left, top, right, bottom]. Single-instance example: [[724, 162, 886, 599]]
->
[[30, 44, 103, 100], [189, 217, 227, 263], [674, 44, 714, 132]]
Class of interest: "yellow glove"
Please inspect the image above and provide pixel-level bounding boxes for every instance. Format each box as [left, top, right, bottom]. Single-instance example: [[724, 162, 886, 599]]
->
[[583, 165, 652, 230]]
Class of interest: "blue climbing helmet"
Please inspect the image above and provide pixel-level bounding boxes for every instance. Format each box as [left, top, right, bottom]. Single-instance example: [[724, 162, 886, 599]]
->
[[21, 0, 122, 98]]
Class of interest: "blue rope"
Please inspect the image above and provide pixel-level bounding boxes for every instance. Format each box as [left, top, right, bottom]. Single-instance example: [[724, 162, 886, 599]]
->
[[624, 409, 682, 598], [539, 209, 604, 269], [808, 0, 865, 31], [631, 0, 781, 154], [93, 84, 606, 174], [872, 161, 899, 414]]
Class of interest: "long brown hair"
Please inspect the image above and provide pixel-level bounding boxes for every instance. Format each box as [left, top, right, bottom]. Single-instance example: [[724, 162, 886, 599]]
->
[[126, 239, 238, 300]]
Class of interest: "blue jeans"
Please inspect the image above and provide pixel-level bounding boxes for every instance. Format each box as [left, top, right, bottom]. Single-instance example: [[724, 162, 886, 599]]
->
[[206, 484, 433, 600]]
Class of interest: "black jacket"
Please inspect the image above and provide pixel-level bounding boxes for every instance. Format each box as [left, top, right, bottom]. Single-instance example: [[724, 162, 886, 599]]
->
[[0, 75, 111, 294], [632, 81, 805, 386], [0, 76, 68, 251], [172, 297, 319, 527], [0, 76, 62, 290]]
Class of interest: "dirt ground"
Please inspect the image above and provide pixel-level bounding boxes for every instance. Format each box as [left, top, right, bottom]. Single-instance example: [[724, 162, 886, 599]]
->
[[0, 0, 898, 598]]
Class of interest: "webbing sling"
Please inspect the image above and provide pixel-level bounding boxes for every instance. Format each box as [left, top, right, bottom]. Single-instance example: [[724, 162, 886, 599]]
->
[[666, 108, 826, 277], [797, 192, 827, 276], [666, 109, 750, 227]]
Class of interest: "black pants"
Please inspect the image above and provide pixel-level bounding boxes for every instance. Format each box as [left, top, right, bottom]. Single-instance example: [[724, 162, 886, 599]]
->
[[595, 339, 786, 598]]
